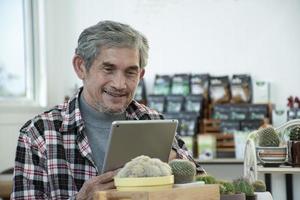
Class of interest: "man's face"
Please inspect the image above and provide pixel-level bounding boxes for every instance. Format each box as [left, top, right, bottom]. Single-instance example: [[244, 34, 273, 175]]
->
[[80, 47, 144, 114]]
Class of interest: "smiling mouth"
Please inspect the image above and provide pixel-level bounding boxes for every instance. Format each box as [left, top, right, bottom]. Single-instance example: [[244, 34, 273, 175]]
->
[[104, 89, 126, 97]]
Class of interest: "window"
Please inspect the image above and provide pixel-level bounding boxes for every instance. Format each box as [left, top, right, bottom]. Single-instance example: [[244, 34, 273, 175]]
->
[[0, 0, 35, 102]]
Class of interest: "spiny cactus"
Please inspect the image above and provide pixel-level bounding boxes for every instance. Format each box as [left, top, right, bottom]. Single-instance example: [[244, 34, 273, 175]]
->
[[195, 174, 217, 184], [233, 178, 254, 196], [252, 180, 266, 192], [290, 126, 300, 141], [218, 181, 235, 195], [258, 127, 280, 147], [169, 159, 196, 184]]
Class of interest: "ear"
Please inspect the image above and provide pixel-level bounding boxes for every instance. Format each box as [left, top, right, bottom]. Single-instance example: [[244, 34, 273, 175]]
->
[[73, 55, 87, 80], [139, 68, 145, 79]]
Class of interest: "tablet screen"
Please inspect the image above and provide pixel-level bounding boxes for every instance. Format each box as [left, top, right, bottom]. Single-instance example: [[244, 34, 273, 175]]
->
[[101, 119, 178, 174]]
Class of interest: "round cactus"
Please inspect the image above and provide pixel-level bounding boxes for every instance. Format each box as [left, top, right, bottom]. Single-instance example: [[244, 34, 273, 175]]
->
[[233, 178, 254, 196], [195, 174, 217, 184], [252, 180, 266, 192], [258, 127, 280, 147], [289, 126, 300, 141], [219, 181, 235, 195], [169, 159, 196, 184]]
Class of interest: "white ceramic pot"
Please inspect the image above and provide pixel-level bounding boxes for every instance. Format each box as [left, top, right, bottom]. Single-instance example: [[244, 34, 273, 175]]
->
[[254, 192, 273, 200]]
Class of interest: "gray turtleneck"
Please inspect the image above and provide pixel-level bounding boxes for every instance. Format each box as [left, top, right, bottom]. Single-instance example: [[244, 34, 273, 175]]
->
[[79, 94, 125, 172]]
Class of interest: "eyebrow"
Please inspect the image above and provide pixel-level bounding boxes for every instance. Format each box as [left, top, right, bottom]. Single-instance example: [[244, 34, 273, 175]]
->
[[102, 62, 115, 68], [102, 61, 140, 70]]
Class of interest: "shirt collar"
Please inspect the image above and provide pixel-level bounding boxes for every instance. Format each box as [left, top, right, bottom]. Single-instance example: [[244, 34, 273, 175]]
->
[[59, 87, 84, 132]]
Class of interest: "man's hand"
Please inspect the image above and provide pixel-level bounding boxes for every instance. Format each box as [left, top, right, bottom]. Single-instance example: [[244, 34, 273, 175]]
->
[[168, 149, 177, 161], [76, 169, 119, 200]]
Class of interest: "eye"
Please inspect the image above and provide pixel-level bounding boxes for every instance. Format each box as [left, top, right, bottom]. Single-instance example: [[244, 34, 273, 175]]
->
[[126, 68, 139, 77], [127, 70, 137, 76], [103, 66, 114, 73]]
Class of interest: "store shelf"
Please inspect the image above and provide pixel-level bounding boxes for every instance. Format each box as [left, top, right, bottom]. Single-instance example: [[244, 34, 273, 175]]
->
[[198, 159, 243, 164], [257, 165, 300, 174]]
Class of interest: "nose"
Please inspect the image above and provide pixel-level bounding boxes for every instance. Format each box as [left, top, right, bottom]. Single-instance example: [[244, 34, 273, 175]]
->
[[111, 72, 126, 90]]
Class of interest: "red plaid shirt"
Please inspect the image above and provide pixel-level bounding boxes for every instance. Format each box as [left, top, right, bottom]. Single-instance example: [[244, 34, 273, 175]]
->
[[12, 88, 204, 199]]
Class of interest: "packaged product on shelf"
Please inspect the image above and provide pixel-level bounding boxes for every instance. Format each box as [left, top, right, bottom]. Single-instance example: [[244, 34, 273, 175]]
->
[[153, 74, 172, 95], [230, 74, 252, 103], [171, 73, 190, 95], [165, 95, 184, 113], [190, 74, 210, 99], [212, 104, 231, 120], [184, 94, 203, 115], [197, 134, 216, 160], [209, 76, 231, 104], [147, 94, 165, 113], [253, 80, 270, 103], [220, 120, 240, 133], [178, 112, 199, 136]]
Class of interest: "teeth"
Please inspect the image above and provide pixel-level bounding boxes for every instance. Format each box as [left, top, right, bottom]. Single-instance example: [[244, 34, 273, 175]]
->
[[105, 90, 124, 97]]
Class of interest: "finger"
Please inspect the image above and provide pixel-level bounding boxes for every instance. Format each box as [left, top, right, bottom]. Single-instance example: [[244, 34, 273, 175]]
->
[[91, 181, 115, 199], [101, 181, 115, 190], [98, 169, 120, 184], [93, 181, 115, 193]]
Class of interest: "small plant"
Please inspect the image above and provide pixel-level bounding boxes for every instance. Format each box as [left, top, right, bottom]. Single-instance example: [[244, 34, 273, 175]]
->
[[169, 159, 196, 184], [233, 178, 255, 196], [218, 180, 235, 195], [289, 126, 300, 141], [252, 180, 266, 192], [195, 174, 217, 184], [258, 127, 280, 147], [116, 155, 172, 178]]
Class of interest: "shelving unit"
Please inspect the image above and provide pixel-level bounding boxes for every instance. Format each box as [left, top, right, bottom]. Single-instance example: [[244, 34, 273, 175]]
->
[[198, 103, 273, 159]]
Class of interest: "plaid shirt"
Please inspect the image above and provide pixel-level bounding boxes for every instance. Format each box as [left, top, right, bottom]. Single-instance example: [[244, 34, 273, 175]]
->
[[12, 88, 204, 199]]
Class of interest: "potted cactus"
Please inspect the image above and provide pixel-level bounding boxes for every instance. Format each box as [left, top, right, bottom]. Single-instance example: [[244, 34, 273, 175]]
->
[[196, 175, 246, 200], [169, 159, 196, 184], [219, 181, 245, 200], [252, 180, 273, 200], [256, 127, 287, 167], [288, 126, 300, 167], [252, 180, 266, 192], [233, 178, 256, 200], [114, 155, 174, 191], [195, 174, 217, 184]]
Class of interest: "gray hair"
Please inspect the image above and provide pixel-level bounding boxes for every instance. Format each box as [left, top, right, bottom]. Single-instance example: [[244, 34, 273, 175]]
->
[[75, 20, 149, 70]]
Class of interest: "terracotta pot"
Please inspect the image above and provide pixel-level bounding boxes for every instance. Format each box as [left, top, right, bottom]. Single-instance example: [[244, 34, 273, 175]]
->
[[288, 141, 300, 167], [220, 193, 245, 200]]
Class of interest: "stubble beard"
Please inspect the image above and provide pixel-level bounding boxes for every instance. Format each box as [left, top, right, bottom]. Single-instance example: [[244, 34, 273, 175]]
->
[[94, 101, 127, 115]]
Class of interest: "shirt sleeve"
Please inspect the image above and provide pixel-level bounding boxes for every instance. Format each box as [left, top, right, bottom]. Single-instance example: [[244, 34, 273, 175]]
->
[[171, 135, 206, 174], [11, 130, 50, 200]]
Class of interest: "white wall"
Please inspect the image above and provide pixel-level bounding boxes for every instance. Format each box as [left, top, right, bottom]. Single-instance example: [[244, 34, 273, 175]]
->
[[1, 0, 300, 199], [44, 0, 300, 107]]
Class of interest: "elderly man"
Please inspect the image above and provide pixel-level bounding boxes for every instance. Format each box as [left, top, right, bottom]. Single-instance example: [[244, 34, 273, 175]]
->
[[11, 20, 204, 200]]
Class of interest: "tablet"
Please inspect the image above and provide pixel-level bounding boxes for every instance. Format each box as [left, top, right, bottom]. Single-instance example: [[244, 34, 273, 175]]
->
[[101, 119, 178, 174]]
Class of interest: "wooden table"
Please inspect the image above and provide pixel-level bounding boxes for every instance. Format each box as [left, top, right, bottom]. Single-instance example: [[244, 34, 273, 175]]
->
[[94, 184, 219, 200], [257, 165, 300, 200], [0, 174, 13, 199]]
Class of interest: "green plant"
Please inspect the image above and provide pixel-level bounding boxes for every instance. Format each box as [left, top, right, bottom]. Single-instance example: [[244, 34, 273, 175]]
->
[[218, 181, 235, 195], [233, 178, 255, 196], [252, 180, 266, 192], [258, 127, 280, 147], [195, 174, 217, 184], [289, 126, 300, 141], [116, 155, 172, 178], [169, 159, 196, 184]]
